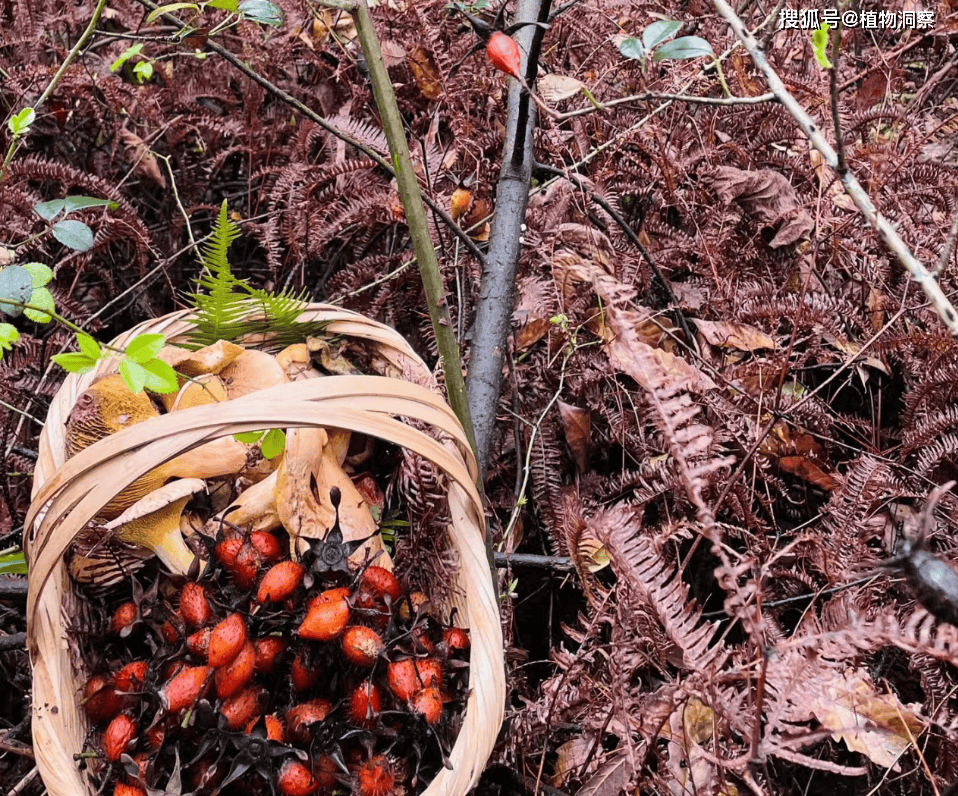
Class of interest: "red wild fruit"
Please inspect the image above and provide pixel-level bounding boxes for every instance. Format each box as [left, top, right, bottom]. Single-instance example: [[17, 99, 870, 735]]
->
[[348, 680, 382, 727], [257, 560, 305, 604], [215, 640, 256, 698], [487, 31, 522, 79], [115, 661, 148, 693], [113, 783, 147, 796], [179, 582, 212, 628], [220, 686, 266, 730], [356, 755, 399, 796], [215, 536, 243, 569], [263, 713, 286, 742], [385, 659, 418, 702], [83, 674, 126, 724], [299, 588, 350, 641], [360, 566, 402, 602], [410, 686, 443, 725], [443, 627, 470, 651], [103, 713, 137, 761], [290, 649, 322, 692], [209, 613, 248, 668], [285, 699, 333, 744], [161, 665, 211, 713], [232, 541, 263, 589], [187, 626, 213, 659], [341, 626, 384, 667], [254, 635, 289, 674], [312, 754, 339, 792], [277, 759, 317, 796], [146, 721, 165, 751], [250, 530, 283, 562], [111, 602, 138, 636]]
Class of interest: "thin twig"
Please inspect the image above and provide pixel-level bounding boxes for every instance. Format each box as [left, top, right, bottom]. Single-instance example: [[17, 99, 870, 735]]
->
[[0, 578, 27, 598], [935, 206, 958, 276], [712, 0, 958, 337], [0, 632, 26, 651], [493, 552, 574, 571], [553, 89, 776, 121], [828, 22, 847, 176]]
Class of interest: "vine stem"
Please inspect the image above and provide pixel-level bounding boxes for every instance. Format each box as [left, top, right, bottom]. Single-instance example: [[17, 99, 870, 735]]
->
[[0, 0, 109, 183]]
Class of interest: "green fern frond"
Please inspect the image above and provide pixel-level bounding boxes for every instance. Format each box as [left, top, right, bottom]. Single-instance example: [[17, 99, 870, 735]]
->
[[186, 201, 326, 348]]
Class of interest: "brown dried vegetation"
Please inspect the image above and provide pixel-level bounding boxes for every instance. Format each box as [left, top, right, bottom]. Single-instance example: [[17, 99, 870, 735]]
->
[[4, 0, 958, 794]]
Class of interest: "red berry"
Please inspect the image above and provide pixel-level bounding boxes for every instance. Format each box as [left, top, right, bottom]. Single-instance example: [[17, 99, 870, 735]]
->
[[215, 640, 256, 698], [360, 566, 402, 601], [443, 627, 470, 651], [161, 665, 211, 713], [312, 754, 339, 791], [264, 713, 286, 742], [299, 588, 350, 641], [487, 31, 522, 79], [357, 755, 399, 796], [83, 674, 125, 724], [257, 560, 305, 604], [220, 685, 266, 731], [215, 536, 243, 568], [209, 613, 247, 668], [290, 649, 322, 692], [341, 626, 384, 667], [410, 686, 443, 725], [254, 635, 289, 674], [111, 602, 138, 636], [348, 680, 382, 727], [187, 626, 213, 660], [179, 582, 212, 628], [103, 713, 137, 761], [232, 541, 262, 589], [250, 530, 283, 562], [114, 783, 147, 796], [285, 699, 332, 744], [386, 659, 418, 702], [278, 759, 317, 796], [115, 661, 148, 693]]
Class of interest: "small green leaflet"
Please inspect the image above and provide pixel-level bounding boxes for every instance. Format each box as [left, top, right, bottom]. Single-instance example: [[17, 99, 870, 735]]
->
[[125, 333, 167, 364], [653, 36, 714, 61], [618, 37, 645, 60], [643, 19, 681, 51], [146, 3, 199, 23], [234, 430, 266, 443], [77, 333, 102, 361], [812, 23, 833, 69], [260, 428, 286, 458], [134, 61, 154, 82], [9, 107, 35, 136], [239, 0, 283, 26], [0, 266, 34, 317], [0, 323, 20, 353], [120, 357, 179, 394], [111, 43, 145, 72], [52, 351, 98, 374], [0, 550, 28, 575], [52, 219, 95, 252]]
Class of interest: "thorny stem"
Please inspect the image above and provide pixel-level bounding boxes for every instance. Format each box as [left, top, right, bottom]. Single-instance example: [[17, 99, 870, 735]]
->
[[553, 89, 775, 121], [0, 0, 109, 183], [712, 0, 958, 337]]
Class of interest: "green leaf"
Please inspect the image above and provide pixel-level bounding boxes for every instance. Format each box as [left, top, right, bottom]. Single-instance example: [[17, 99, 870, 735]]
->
[[0, 551, 28, 575], [63, 196, 117, 214], [146, 3, 199, 23], [133, 61, 154, 82], [618, 36, 644, 61], [53, 351, 98, 373], [260, 428, 286, 458], [643, 19, 681, 51], [0, 266, 34, 317], [120, 359, 148, 393], [208, 0, 239, 10], [653, 35, 714, 61], [77, 333, 102, 360], [21, 262, 53, 287], [52, 219, 95, 252], [0, 323, 20, 353], [140, 358, 179, 393], [234, 430, 266, 443], [239, 0, 282, 26], [34, 199, 65, 221], [9, 107, 35, 136], [111, 43, 145, 72], [125, 333, 167, 363], [24, 287, 55, 323], [812, 23, 833, 69]]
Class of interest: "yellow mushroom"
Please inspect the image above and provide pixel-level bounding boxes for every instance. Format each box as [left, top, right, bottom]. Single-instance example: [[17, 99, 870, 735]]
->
[[159, 373, 229, 413], [275, 344, 322, 381], [65, 374, 256, 518], [218, 349, 288, 399], [104, 478, 206, 575]]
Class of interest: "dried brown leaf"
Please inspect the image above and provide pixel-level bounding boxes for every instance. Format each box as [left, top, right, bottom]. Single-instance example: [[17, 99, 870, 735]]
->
[[693, 319, 777, 351], [119, 128, 166, 188], [408, 47, 442, 100], [558, 400, 590, 473]]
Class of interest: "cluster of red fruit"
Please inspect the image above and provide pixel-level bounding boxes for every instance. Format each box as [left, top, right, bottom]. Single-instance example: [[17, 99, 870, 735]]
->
[[80, 525, 470, 796]]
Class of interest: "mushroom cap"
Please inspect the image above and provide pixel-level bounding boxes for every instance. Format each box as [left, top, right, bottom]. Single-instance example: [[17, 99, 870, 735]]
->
[[157, 340, 245, 377], [218, 349, 288, 399], [160, 373, 229, 413], [65, 374, 160, 458], [105, 478, 207, 528]]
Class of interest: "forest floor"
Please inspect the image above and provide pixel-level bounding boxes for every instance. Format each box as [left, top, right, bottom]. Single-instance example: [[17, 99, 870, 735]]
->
[[3, 0, 958, 794]]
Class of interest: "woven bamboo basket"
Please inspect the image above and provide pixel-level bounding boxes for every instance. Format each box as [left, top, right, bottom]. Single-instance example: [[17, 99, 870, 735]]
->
[[25, 303, 504, 796]]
